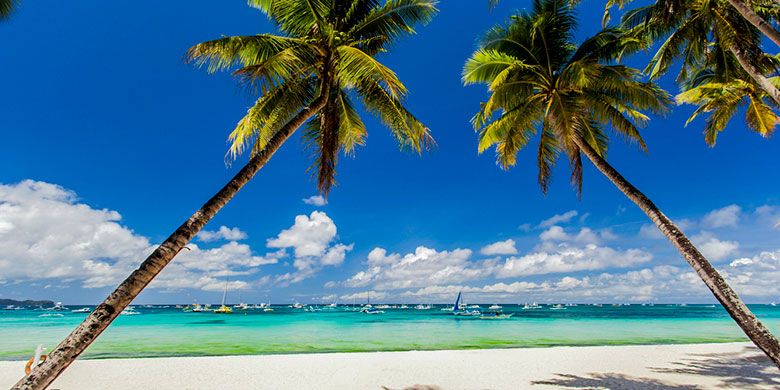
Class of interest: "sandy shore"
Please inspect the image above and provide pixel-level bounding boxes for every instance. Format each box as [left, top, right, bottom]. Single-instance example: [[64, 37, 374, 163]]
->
[[2, 343, 778, 389]]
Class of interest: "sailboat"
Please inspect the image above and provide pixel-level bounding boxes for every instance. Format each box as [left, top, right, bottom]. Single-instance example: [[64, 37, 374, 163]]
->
[[452, 291, 480, 317], [213, 277, 233, 314], [361, 292, 383, 314]]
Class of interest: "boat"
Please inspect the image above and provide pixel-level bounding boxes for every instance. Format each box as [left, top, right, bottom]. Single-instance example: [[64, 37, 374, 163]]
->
[[488, 304, 502, 310], [549, 304, 566, 310], [771, 302, 777, 307], [522, 302, 541, 310], [232, 302, 249, 311], [120, 306, 140, 315], [45, 302, 66, 311], [71, 307, 90, 313], [375, 304, 391, 309], [399, 304, 409, 309], [289, 302, 305, 309], [479, 310, 512, 320], [3, 305, 22, 310], [213, 278, 233, 314], [325, 300, 338, 308], [361, 306, 384, 314], [414, 304, 431, 310], [360, 292, 383, 314], [452, 291, 480, 317]]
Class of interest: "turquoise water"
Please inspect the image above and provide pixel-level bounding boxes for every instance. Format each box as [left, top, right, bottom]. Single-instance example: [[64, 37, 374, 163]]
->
[[2, 304, 779, 360]]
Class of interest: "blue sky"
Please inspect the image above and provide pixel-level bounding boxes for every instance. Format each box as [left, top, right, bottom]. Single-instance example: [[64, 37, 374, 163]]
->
[[0, 1, 778, 305]]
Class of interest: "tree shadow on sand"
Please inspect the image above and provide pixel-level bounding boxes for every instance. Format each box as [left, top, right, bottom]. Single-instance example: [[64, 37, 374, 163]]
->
[[650, 346, 780, 389], [532, 346, 780, 389], [532, 373, 701, 389]]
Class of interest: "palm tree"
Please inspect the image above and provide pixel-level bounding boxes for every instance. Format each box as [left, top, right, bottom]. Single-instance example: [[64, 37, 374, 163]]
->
[[609, 0, 780, 107], [723, 0, 780, 48], [463, 0, 780, 368], [1, 0, 17, 19], [14, 1, 437, 388], [676, 40, 778, 144], [604, 0, 780, 48]]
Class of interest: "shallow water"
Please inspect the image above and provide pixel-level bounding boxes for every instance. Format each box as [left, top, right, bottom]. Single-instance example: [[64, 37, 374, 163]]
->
[[2, 304, 779, 360]]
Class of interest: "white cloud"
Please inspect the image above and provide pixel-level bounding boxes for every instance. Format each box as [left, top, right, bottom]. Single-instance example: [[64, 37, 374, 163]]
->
[[756, 205, 780, 229], [538, 210, 578, 228], [403, 265, 704, 303], [343, 246, 492, 290], [494, 244, 652, 278], [692, 232, 739, 261], [480, 239, 518, 256], [302, 195, 327, 207], [197, 226, 248, 242], [540, 226, 569, 241], [267, 211, 338, 258], [0, 180, 280, 291], [702, 205, 741, 228], [268, 211, 352, 284], [540, 226, 613, 245]]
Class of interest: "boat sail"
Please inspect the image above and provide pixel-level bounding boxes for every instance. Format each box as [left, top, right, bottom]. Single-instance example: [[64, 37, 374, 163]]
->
[[214, 277, 233, 314], [452, 291, 480, 317]]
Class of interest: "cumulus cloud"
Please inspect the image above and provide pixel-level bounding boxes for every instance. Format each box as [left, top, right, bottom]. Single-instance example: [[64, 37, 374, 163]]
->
[[480, 239, 518, 256], [540, 226, 613, 245], [302, 195, 327, 207], [494, 244, 652, 278], [0, 181, 284, 291], [268, 211, 352, 284], [702, 205, 741, 228], [692, 232, 739, 261], [402, 265, 704, 303], [538, 210, 578, 228], [197, 226, 248, 242], [267, 211, 338, 257], [724, 249, 780, 297], [343, 246, 493, 290]]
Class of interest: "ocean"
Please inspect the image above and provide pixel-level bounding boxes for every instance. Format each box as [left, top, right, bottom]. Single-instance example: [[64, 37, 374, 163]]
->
[[2, 304, 779, 360]]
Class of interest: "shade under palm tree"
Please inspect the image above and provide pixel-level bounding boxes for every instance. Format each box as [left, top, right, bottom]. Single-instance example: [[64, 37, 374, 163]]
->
[[464, 0, 780, 368]]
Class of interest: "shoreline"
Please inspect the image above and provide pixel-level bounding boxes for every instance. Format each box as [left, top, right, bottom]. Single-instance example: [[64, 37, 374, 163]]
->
[[3, 342, 778, 389], [0, 338, 750, 362]]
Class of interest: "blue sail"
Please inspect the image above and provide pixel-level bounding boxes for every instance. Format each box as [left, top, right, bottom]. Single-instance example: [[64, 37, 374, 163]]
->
[[454, 291, 462, 313]]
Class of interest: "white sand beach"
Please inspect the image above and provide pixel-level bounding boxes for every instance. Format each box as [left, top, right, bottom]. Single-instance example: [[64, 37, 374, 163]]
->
[[2, 342, 779, 389]]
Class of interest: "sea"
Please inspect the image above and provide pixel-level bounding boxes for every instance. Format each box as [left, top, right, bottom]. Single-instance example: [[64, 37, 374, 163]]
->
[[2, 303, 779, 360]]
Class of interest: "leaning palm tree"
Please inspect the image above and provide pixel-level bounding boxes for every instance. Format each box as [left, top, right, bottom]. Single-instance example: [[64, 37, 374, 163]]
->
[[608, 0, 780, 107], [464, 0, 780, 368], [14, 1, 437, 388]]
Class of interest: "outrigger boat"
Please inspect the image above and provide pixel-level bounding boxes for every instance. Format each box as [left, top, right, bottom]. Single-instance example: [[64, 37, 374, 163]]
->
[[478, 309, 512, 320]]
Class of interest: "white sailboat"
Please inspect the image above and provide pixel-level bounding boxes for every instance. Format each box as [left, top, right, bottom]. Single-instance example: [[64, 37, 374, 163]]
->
[[214, 278, 233, 314]]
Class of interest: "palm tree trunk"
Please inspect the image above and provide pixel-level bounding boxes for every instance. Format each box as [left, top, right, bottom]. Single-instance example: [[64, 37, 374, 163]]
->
[[726, 0, 780, 48], [729, 45, 780, 106], [572, 133, 780, 369], [12, 96, 328, 390]]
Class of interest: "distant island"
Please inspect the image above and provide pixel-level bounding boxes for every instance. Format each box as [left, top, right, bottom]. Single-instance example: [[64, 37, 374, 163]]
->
[[0, 298, 54, 307]]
